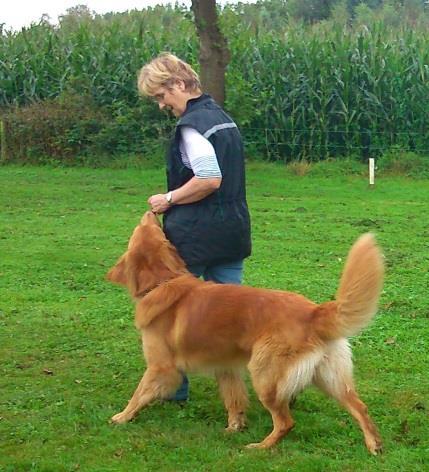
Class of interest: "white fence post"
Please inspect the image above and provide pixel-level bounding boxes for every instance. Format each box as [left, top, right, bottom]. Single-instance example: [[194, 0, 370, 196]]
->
[[369, 157, 375, 187]]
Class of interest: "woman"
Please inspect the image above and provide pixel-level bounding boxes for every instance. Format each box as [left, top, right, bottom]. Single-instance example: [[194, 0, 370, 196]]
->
[[137, 53, 251, 400]]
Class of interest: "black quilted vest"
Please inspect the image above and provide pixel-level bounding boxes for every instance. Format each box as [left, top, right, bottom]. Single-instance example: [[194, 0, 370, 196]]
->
[[163, 94, 251, 267]]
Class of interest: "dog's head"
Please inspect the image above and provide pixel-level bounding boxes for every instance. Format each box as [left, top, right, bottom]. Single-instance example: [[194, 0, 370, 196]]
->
[[107, 211, 188, 297]]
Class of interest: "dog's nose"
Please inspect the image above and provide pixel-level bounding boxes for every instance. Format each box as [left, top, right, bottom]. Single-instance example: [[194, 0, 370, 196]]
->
[[141, 211, 154, 225]]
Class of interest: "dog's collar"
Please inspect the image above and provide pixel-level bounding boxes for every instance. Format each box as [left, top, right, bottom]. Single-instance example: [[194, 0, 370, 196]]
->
[[135, 273, 192, 300]]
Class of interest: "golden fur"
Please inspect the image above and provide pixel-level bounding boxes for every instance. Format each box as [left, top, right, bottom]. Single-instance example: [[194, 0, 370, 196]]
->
[[107, 211, 384, 453]]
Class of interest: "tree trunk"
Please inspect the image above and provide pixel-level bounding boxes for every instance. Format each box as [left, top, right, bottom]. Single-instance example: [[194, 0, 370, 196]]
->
[[191, 0, 230, 106]]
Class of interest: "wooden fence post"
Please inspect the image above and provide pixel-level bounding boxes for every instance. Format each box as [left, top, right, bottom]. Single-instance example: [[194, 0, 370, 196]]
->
[[0, 119, 7, 163]]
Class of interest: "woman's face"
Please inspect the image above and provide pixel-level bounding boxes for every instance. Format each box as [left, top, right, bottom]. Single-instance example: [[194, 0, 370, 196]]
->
[[152, 81, 189, 117]]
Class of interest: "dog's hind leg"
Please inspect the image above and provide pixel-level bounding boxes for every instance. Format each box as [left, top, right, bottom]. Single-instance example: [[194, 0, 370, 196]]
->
[[245, 355, 297, 449], [111, 365, 182, 424], [246, 378, 294, 449], [215, 370, 249, 432], [313, 339, 382, 455], [246, 346, 324, 449]]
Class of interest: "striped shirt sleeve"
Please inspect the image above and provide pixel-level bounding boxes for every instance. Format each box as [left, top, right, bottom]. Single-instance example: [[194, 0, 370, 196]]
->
[[180, 126, 222, 179]]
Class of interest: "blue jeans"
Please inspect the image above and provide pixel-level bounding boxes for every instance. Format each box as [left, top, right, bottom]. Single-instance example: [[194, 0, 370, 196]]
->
[[188, 259, 244, 284], [170, 260, 244, 401]]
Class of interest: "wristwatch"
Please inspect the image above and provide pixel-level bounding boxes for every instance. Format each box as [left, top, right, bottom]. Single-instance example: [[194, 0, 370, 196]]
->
[[165, 191, 173, 204]]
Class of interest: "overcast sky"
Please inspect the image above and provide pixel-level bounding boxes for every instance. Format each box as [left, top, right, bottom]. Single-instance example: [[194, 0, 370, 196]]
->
[[2, 0, 246, 32]]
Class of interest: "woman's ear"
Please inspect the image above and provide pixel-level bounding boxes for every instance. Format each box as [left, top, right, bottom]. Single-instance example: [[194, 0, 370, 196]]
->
[[175, 79, 186, 92]]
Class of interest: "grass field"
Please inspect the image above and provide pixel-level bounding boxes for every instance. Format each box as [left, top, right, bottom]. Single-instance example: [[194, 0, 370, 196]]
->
[[1, 163, 428, 471]]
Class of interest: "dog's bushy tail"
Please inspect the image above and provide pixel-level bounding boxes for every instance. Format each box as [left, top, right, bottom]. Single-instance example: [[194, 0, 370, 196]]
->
[[313, 233, 384, 340]]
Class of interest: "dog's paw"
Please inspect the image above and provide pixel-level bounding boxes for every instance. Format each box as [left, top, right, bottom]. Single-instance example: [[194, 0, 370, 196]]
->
[[225, 417, 247, 433], [111, 411, 131, 424], [225, 423, 244, 433], [245, 441, 270, 449], [366, 437, 383, 456]]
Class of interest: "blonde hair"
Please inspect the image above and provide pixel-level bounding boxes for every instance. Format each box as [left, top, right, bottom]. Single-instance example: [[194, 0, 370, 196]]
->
[[137, 53, 201, 96]]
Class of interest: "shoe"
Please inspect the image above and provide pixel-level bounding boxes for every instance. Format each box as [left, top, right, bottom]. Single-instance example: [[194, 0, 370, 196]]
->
[[167, 375, 189, 401]]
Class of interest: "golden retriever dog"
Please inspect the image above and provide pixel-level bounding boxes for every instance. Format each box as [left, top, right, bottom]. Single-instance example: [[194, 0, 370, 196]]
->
[[107, 211, 384, 454]]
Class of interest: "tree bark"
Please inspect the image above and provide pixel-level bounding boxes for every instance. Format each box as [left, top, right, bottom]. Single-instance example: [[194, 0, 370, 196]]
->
[[191, 0, 230, 106]]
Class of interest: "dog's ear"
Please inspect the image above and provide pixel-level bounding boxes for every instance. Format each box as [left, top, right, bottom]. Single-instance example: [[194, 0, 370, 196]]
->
[[106, 256, 128, 286], [127, 253, 150, 297], [128, 251, 175, 297], [107, 253, 156, 297]]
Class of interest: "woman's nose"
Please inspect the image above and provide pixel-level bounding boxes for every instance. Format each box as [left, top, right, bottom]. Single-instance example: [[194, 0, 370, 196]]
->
[[158, 102, 165, 110]]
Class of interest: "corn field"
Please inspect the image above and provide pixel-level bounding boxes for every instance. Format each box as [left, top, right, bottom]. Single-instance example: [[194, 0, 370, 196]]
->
[[1, 2, 429, 163]]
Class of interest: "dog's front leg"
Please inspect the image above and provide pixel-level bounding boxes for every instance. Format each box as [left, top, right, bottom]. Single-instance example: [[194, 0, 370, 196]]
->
[[216, 370, 249, 432], [111, 366, 182, 424]]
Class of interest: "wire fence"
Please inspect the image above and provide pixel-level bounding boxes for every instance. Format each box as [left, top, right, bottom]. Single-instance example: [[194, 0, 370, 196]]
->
[[238, 127, 429, 161], [1, 117, 429, 163]]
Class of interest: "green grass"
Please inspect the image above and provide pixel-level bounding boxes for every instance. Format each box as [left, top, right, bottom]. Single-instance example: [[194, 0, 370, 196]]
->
[[1, 163, 428, 471]]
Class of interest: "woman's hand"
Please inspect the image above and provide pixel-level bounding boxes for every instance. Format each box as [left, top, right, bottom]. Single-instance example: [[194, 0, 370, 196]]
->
[[148, 177, 221, 213], [148, 194, 170, 214]]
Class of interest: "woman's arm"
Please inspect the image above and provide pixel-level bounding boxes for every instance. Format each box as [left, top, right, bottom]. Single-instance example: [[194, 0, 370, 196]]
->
[[148, 126, 222, 213]]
